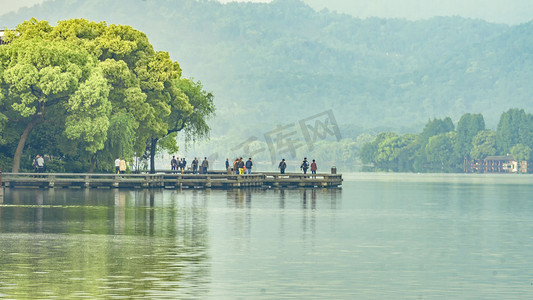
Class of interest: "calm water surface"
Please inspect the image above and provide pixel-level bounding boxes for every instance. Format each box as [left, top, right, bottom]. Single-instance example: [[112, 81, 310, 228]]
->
[[0, 173, 532, 299]]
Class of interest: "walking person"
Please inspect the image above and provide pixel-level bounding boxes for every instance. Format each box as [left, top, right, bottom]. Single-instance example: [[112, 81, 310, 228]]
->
[[177, 158, 182, 173], [171, 156, 177, 173], [225, 158, 230, 171], [245, 158, 253, 174], [115, 157, 121, 174], [119, 158, 127, 174], [36, 155, 45, 174], [181, 158, 187, 174], [300, 157, 309, 174], [192, 157, 199, 174], [32, 155, 39, 174], [233, 158, 239, 174], [201, 157, 209, 174], [238, 157, 245, 175], [311, 159, 317, 178], [278, 159, 287, 174]]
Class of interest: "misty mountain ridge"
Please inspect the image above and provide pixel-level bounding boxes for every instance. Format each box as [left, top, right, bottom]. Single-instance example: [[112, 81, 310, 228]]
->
[[303, 0, 533, 25], [1, 0, 532, 138]]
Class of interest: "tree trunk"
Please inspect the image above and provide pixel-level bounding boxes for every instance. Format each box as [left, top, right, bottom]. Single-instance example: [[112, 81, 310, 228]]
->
[[149, 138, 158, 174], [11, 120, 37, 173], [89, 154, 96, 173]]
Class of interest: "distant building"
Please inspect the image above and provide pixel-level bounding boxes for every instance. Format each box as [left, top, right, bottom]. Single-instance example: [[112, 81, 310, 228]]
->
[[483, 155, 517, 173], [466, 154, 527, 173], [519, 160, 528, 173], [466, 155, 528, 173]]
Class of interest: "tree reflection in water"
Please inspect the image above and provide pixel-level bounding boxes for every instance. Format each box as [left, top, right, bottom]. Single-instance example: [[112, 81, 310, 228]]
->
[[0, 188, 210, 299]]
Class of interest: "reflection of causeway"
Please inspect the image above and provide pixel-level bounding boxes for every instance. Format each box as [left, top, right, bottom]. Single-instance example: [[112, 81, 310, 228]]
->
[[226, 189, 258, 209], [224, 188, 340, 244], [108, 190, 211, 297], [225, 188, 341, 209], [0, 189, 211, 241]]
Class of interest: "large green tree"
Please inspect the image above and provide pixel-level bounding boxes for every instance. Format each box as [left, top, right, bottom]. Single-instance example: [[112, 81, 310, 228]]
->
[[49, 19, 195, 172], [0, 25, 111, 172], [510, 144, 531, 163], [371, 132, 411, 170], [425, 131, 461, 172], [455, 113, 485, 160], [420, 117, 455, 141], [409, 117, 455, 172], [496, 108, 533, 154], [470, 130, 498, 160], [1, 18, 214, 173]]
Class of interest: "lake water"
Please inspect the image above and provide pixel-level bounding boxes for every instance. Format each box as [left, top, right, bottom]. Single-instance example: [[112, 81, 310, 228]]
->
[[0, 173, 532, 299]]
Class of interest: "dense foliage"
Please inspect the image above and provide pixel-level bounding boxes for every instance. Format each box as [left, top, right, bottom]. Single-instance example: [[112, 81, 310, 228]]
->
[[360, 109, 533, 172], [0, 18, 214, 173]]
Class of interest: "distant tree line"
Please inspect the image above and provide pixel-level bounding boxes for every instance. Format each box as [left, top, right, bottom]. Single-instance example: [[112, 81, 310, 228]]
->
[[360, 108, 533, 172], [0, 18, 215, 173]]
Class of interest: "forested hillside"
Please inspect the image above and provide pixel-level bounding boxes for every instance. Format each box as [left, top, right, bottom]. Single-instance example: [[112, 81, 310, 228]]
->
[[2, 0, 533, 167], [361, 109, 533, 173]]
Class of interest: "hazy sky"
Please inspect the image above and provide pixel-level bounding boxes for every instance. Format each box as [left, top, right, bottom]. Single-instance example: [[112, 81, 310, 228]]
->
[[1, 0, 532, 25]]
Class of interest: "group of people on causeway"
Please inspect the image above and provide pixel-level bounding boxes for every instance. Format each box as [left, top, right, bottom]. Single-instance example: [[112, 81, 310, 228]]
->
[[226, 157, 254, 174], [278, 157, 317, 175], [32, 155, 45, 173], [33, 156, 207, 174], [171, 156, 209, 174], [168, 156, 318, 175], [31, 154, 318, 175], [114, 157, 128, 174]]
